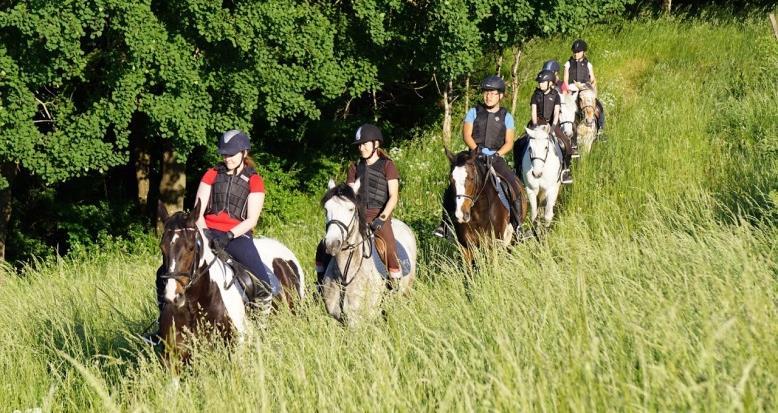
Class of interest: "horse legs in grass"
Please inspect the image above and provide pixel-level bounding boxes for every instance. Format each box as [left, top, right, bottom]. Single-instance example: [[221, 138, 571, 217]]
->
[[543, 184, 561, 226], [527, 188, 539, 224]]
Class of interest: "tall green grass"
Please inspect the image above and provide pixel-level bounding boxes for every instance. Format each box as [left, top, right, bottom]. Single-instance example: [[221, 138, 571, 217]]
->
[[1, 17, 776, 411]]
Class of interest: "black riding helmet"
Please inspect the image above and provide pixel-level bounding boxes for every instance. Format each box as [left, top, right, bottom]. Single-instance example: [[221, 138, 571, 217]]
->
[[536, 70, 555, 83], [352, 123, 384, 145], [480, 75, 506, 93], [572, 39, 588, 53], [542, 59, 560, 73], [218, 129, 251, 156]]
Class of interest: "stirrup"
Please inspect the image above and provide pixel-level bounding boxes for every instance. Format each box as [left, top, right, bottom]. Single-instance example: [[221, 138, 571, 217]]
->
[[561, 169, 573, 184], [432, 224, 448, 238]]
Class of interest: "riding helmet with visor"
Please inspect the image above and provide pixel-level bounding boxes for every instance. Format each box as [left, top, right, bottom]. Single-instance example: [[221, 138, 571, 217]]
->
[[352, 123, 384, 145], [542, 59, 561, 73], [480, 75, 506, 93], [218, 129, 251, 156], [536, 70, 555, 83], [572, 39, 588, 53]]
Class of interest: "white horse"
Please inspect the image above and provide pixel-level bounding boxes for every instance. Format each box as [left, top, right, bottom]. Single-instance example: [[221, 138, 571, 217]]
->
[[559, 91, 578, 143], [320, 180, 416, 326], [520, 125, 563, 227]]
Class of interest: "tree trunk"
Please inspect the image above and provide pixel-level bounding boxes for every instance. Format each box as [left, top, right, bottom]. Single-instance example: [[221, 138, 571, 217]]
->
[[158, 146, 187, 232], [442, 80, 453, 147], [0, 163, 17, 261], [135, 144, 152, 215], [510, 46, 523, 116], [372, 89, 379, 122], [770, 13, 778, 40], [662, 0, 671, 14], [495, 53, 504, 75]]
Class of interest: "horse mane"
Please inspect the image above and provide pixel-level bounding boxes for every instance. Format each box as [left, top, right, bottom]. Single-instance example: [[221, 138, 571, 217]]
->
[[320, 183, 369, 238], [452, 150, 474, 168], [164, 211, 192, 230]]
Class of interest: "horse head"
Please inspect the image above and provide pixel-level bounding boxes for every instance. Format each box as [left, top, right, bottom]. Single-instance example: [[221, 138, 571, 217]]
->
[[157, 200, 206, 352], [321, 180, 368, 255], [578, 88, 597, 127], [559, 93, 577, 138], [525, 125, 552, 179], [445, 148, 485, 224]]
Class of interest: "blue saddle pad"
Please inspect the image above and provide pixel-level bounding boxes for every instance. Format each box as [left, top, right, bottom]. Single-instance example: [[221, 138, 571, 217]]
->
[[371, 239, 412, 279]]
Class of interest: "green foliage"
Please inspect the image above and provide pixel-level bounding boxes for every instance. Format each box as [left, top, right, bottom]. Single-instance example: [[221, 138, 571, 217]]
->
[[1, 17, 777, 411]]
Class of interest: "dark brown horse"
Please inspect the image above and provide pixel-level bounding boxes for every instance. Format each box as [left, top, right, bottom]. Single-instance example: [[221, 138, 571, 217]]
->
[[156, 200, 304, 361], [445, 149, 527, 262]]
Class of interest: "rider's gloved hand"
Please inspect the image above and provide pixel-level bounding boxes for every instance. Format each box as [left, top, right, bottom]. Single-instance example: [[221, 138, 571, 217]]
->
[[480, 147, 497, 157], [370, 217, 385, 232], [211, 231, 234, 250]]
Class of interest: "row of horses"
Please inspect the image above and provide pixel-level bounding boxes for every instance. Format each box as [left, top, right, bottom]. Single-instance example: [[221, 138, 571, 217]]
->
[[153, 86, 601, 361]]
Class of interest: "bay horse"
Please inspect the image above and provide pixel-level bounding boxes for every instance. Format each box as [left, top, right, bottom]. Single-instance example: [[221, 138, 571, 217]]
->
[[319, 180, 416, 326], [445, 149, 525, 263], [520, 125, 563, 227], [156, 200, 304, 360]]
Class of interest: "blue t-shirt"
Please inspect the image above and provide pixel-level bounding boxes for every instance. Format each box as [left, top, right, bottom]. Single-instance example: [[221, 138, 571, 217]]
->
[[464, 107, 515, 129]]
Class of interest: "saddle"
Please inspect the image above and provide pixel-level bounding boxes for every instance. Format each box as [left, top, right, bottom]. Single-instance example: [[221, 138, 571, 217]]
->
[[206, 233, 280, 306], [371, 236, 412, 279]]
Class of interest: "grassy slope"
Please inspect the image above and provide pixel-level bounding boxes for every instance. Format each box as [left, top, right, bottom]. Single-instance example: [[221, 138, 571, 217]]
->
[[1, 17, 777, 411]]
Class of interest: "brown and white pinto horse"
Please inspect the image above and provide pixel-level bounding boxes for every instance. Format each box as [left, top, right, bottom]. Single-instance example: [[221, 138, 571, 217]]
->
[[157, 200, 304, 361], [445, 149, 526, 262]]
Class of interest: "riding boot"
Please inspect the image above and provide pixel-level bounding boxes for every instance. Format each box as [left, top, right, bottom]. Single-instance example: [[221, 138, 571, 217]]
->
[[561, 155, 573, 184]]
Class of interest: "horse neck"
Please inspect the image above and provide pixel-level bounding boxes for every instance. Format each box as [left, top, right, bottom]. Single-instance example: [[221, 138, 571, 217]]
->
[[333, 230, 375, 279]]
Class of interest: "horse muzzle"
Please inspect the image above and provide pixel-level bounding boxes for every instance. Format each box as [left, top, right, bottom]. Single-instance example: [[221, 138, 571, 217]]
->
[[324, 237, 343, 255], [455, 210, 471, 223]]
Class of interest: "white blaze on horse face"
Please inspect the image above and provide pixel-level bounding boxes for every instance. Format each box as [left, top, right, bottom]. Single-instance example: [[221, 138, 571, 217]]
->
[[452, 166, 468, 222]]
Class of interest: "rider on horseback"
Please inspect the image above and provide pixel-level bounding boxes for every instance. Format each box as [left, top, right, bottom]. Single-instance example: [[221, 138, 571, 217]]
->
[[148, 129, 273, 343], [523, 69, 574, 184], [433, 75, 524, 237], [315, 124, 402, 283], [542, 59, 568, 95], [193, 129, 277, 300], [564, 39, 606, 138]]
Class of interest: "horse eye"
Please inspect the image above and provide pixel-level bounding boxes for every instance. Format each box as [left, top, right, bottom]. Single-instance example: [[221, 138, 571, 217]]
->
[[348, 207, 355, 212]]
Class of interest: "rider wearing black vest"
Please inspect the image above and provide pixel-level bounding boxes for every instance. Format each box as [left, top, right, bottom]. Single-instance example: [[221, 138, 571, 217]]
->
[[315, 124, 402, 285], [433, 75, 524, 238], [564, 39, 606, 134], [149, 130, 274, 345], [524, 70, 573, 184]]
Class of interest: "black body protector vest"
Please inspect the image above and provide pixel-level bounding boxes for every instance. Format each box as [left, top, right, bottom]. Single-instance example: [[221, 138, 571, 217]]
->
[[567, 57, 591, 84], [472, 105, 508, 151], [357, 158, 389, 210], [205, 164, 257, 220], [536, 89, 560, 123]]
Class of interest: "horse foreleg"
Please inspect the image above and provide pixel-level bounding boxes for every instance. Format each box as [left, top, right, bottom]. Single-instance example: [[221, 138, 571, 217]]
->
[[543, 183, 561, 226], [527, 189, 539, 223]]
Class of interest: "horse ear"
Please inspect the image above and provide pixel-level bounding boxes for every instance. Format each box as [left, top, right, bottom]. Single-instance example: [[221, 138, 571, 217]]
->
[[525, 127, 535, 138], [157, 200, 169, 223], [327, 178, 336, 190], [444, 147, 455, 164], [350, 178, 361, 194], [189, 198, 202, 225]]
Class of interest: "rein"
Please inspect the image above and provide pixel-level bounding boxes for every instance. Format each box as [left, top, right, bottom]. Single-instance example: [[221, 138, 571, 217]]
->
[[529, 135, 550, 164], [325, 208, 373, 286], [159, 227, 219, 293], [454, 157, 490, 205]]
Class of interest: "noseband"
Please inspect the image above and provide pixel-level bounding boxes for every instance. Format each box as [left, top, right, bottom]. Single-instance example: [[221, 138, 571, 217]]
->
[[529, 135, 550, 164], [324, 200, 372, 286], [454, 158, 489, 205], [159, 227, 216, 292]]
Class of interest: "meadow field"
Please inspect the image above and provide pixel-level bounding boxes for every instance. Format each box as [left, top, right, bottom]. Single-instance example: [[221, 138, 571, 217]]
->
[[1, 16, 776, 411]]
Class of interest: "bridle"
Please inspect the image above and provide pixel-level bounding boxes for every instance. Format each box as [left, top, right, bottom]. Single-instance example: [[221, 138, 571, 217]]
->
[[529, 134, 550, 165], [324, 202, 373, 287], [159, 227, 218, 292], [453, 157, 489, 206]]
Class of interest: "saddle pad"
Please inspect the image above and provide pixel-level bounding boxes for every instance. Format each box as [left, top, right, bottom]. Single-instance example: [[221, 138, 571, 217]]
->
[[371, 239, 412, 279], [488, 169, 510, 212]]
